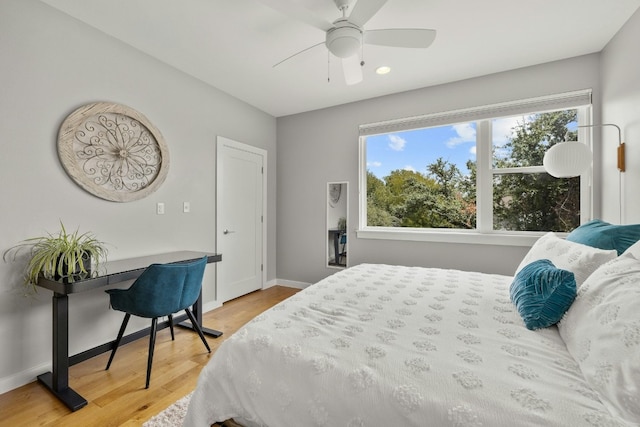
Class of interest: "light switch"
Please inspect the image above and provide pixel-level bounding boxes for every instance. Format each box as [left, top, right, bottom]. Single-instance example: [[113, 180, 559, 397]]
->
[[156, 202, 165, 215], [183, 202, 191, 213]]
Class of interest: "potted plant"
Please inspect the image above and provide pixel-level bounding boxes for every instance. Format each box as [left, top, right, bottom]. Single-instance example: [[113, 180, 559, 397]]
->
[[3, 221, 108, 290]]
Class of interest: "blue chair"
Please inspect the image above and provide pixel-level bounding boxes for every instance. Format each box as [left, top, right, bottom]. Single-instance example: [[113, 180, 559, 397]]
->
[[104, 256, 211, 388], [338, 233, 347, 265]]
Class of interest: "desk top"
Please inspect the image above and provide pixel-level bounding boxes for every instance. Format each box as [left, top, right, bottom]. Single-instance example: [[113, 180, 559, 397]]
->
[[36, 251, 222, 295]]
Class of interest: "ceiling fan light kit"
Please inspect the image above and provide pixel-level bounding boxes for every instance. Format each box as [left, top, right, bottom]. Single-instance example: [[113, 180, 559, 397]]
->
[[326, 20, 363, 58], [266, 0, 436, 85]]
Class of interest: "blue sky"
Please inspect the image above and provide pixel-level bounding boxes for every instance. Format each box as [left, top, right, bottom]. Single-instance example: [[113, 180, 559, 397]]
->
[[366, 124, 476, 180], [366, 117, 521, 180], [366, 114, 579, 181]]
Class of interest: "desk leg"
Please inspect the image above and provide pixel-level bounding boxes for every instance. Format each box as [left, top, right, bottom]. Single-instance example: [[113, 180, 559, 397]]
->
[[176, 290, 223, 338], [37, 292, 87, 411]]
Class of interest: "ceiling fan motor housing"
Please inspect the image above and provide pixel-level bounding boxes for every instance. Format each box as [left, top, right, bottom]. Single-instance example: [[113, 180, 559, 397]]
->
[[326, 19, 362, 58]]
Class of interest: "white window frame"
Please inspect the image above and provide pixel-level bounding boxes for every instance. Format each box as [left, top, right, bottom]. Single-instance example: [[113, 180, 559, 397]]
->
[[357, 91, 593, 247]]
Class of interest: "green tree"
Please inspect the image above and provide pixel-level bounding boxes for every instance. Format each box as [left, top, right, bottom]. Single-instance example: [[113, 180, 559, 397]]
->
[[427, 158, 460, 198], [367, 159, 475, 229], [385, 170, 438, 227], [366, 171, 397, 226], [494, 110, 580, 231]]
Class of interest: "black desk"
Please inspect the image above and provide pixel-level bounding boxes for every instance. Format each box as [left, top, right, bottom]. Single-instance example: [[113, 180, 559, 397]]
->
[[35, 251, 222, 412]]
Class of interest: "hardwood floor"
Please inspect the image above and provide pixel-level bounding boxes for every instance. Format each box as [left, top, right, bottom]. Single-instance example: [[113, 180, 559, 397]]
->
[[0, 286, 299, 427]]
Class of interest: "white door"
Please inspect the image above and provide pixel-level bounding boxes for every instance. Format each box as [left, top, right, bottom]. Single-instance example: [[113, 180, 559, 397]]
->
[[216, 137, 265, 303]]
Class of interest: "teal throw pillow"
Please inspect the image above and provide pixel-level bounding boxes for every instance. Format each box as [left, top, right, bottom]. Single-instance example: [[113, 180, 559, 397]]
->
[[567, 219, 640, 255], [510, 259, 577, 330]]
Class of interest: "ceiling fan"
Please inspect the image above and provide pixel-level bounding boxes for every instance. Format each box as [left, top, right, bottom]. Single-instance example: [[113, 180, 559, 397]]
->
[[261, 0, 437, 85]]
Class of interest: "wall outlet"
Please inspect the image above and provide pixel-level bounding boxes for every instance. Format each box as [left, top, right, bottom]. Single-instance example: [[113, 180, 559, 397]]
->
[[156, 202, 165, 215], [183, 201, 190, 213]]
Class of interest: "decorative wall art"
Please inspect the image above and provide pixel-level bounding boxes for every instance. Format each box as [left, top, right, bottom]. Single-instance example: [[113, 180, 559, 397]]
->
[[328, 183, 342, 207], [57, 102, 170, 202]]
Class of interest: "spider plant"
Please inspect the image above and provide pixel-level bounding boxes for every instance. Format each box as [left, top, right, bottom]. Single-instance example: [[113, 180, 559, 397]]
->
[[3, 222, 108, 290]]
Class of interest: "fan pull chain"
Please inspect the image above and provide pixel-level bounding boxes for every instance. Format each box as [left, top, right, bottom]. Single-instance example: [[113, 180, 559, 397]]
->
[[327, 50, 331, 83]]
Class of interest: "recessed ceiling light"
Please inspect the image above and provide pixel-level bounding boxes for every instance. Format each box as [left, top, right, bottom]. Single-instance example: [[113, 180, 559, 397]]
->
[[376, 66, 391, 75]]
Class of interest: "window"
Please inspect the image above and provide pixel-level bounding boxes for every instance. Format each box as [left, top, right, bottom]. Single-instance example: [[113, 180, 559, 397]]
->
[[365, 122, 478, 229], [358, 91, 592, 245]]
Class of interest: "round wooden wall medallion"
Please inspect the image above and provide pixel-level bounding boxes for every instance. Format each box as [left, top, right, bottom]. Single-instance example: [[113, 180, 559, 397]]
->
[[329, 183, 342, 207], [57, 102, 170, 202]]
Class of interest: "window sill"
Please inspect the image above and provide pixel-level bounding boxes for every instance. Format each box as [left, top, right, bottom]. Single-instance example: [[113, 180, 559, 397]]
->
[[356, 228, 561, 247]]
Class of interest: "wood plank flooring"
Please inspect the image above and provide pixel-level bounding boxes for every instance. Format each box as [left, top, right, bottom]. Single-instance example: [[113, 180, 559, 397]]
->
[[0, 285, 299, 427]]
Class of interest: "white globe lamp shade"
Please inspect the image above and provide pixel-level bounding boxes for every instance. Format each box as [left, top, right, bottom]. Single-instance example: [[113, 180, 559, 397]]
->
[[543, 142, 592, 178]]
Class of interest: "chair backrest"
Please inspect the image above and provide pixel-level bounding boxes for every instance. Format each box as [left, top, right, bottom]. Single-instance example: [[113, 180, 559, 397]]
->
[[127, 256, 207, 317]]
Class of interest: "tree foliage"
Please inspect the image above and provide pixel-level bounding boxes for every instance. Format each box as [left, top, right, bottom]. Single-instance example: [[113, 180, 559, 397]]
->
[[493, 110, 580, 231], [366, 110, 580, 232]]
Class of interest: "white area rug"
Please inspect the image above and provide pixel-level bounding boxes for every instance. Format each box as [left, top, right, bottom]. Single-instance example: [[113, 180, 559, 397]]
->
[[143, 392, 192, 427]]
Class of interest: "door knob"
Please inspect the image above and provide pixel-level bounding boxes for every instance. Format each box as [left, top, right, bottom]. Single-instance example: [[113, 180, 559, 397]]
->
[[223, 229, 235, 235]]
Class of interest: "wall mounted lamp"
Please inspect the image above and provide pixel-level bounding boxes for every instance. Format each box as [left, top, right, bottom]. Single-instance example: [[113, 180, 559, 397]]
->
[[543, 123, 625, 178], [543, 123, 626, 224]]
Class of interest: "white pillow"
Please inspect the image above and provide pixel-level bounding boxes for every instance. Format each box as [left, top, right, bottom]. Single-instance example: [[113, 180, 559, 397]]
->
[[515, 232, 617, 286], [623, 239, 640, 259], [558, 253, 640, 424]]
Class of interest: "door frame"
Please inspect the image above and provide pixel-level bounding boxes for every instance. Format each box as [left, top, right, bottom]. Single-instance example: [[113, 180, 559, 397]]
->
[[216, 136, 267, 300]]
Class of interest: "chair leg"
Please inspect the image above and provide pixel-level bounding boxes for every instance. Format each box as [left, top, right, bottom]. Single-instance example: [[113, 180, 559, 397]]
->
[[106, 313, 131, 370], [145, 318, 158, 389], [185, 308, 211, 353], [168, 314, 175, 341]]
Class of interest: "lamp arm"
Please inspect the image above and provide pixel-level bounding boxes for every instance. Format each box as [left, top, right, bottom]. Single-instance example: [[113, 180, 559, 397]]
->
[[578, 123, 625, 172]]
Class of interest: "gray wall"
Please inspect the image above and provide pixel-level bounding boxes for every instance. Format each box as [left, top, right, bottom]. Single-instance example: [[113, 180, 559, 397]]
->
[[601, 8, 640, 224], [276, 55, 603, 285], [0, 0, 276, 393]]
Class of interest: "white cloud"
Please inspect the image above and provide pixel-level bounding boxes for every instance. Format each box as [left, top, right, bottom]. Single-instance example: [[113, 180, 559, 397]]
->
[[367, 161, 382, 168], [469, 146, 477, 156], [492, 116, 521, 146], [403, 165, 415, 172], [492, 115, 538, 146], [446, 123, 476, 148], [388, 134, 406, 151]]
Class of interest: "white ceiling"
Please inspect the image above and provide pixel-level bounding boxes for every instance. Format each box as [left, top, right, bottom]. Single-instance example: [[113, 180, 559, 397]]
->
[[40, 0, 640, 117]]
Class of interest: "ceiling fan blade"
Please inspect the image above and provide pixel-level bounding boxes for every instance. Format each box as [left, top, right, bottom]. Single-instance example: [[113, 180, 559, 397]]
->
[[342, 55, 363, 85], [364, 28, 436, 48], [273, 41, 325, 67], [257, 0, 334, 31], [348, 0, 389, 27]]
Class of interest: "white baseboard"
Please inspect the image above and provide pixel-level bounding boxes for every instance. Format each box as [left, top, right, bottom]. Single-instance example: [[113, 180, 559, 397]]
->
[[202, 300, 222, 313], [0, 362, 51, 395], [266, 279, 311, 290]]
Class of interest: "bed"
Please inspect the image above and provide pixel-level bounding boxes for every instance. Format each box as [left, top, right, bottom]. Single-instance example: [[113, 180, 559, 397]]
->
[[184, 224, 640, 427]]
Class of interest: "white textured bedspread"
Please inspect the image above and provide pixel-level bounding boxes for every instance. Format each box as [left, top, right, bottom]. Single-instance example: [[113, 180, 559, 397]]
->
[[184, 264, 625, 427]]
